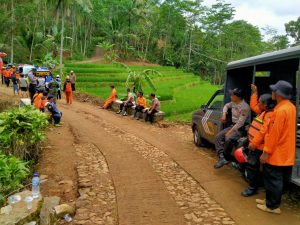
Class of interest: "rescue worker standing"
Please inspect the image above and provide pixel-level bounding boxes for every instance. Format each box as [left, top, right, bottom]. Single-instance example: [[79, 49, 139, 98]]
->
[[241, 85, 275, 197], [63, 76, 73, 105], [214, 88, 250, 169], [256, 80, 296, 214], [69, 70, 76, 91]]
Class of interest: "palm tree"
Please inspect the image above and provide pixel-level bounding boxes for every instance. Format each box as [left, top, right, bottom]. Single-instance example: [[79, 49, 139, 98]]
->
[[47, 0, 92, 75]]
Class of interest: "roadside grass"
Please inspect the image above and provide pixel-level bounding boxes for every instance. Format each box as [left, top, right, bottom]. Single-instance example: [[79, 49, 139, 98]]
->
[[68, 63, 219, 122]]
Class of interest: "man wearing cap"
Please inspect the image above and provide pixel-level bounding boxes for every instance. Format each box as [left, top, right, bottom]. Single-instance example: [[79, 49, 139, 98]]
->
[[214, 88, 250, 169], [28, 68, 38, 102], [69, 71, 76, 91], [46, 95, 62, 127], [256, 80, 296, 214]]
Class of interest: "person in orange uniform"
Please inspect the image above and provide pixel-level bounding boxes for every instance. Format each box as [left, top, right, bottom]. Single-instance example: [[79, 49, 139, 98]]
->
[[0, 58, 3, 84], [3, 65, 12, 87], [256, 80, 296, 214], [240, 85, 276, 197], [33, 90, 44, 109], [39, 91, 48, 112], [101, 85, 117, 109], [133, 91, 147, 120], [63, 76, 73, 105]]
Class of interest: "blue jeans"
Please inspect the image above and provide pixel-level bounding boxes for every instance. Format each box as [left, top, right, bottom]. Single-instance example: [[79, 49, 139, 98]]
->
[[53, 113, 62, 124]]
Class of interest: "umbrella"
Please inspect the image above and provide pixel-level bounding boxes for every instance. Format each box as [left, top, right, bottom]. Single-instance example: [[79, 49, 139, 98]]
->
[[0, 52, 7, 57]]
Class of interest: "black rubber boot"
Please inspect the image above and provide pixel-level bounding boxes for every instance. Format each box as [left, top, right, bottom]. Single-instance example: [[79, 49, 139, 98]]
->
[[241, 187, 257, 197], [214, 154, 229, 169]]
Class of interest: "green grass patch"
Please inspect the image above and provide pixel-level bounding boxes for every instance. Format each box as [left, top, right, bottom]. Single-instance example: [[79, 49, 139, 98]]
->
[[72, 63, 219, 122]]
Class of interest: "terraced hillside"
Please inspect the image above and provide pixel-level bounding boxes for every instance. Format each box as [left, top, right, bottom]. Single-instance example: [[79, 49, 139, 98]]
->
[[65, 63, 219, 122]]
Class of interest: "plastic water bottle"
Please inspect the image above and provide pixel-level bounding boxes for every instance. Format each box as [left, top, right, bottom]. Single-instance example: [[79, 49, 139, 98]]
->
[[32, 173, 40, 199]]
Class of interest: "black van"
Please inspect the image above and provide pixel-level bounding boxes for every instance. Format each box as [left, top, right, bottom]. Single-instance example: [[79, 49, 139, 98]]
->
[[192, 45, 300, 186]]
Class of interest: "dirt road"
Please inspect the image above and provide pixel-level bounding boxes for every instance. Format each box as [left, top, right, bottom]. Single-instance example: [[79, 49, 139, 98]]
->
[[0, 86, 299, 225]]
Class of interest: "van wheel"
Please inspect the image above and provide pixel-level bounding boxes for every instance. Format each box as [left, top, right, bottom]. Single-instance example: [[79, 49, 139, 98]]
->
[[193, 127, 205, 147]]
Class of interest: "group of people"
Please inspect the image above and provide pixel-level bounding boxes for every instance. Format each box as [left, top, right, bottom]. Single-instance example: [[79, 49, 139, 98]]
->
[[101, 85, 161, 123], [215, 80, 296, 214], [27, 70, 77, 125], [1, 65, 79, 126], [1, 65, 76, 105]]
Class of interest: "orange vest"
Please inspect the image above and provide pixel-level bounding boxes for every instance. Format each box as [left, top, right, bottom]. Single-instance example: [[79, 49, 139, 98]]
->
[[39, 97, 47, 110], [137, 97, 147, 108], [248, 115, 263, 139], [65, 82, 72, 92], [33, 93, 43, 109], [3, 70, 10, 78], [15, 73, 20, 80], [249, 110, 274, 151]]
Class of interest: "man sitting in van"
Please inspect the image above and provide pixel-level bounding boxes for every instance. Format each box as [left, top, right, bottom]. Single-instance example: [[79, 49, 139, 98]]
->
[[214, 88, 250, 169]]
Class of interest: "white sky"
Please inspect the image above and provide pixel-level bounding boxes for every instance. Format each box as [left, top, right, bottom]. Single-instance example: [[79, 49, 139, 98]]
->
[[203, 0, 300, 39]]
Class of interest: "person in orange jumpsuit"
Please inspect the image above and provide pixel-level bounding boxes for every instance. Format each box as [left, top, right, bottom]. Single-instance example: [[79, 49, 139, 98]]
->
[[3, 65, 12, 87], [256, 80, 296, 214], [101, 85, 117, 109], [63, 76, 73, 105], [133, 91, 147, 120], [0, 58, 3, 84], [33, 90, 44, 109], [39, 91, 48, 112], [240, 84, 275, 197]]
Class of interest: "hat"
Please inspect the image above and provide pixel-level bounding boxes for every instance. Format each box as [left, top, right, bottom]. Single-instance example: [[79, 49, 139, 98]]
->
[[47, 95, 55, 100], [229, 88, 243, 98], [70, 70, 74, 73], [56, 75, 60, 78], [270, 80, 293, 99], [66, 75, 70, 80]]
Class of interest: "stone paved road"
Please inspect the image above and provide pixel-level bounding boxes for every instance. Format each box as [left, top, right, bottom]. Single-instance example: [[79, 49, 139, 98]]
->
[[0, 86, 299, 225]]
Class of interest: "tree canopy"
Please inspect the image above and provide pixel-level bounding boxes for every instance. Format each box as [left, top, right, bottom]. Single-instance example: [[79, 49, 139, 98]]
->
[[0, 0, 298, 83]]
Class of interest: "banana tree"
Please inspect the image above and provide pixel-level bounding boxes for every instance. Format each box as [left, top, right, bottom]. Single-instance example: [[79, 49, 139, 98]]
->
[[114, 62, 160, 94]]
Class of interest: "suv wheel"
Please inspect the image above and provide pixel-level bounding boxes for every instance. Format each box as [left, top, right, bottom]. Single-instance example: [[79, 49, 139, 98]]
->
[[193, 126, 205, 147]]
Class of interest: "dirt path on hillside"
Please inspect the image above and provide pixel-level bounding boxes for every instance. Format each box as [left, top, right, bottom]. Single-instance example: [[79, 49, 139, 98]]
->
[[0, 85, 299, 225]]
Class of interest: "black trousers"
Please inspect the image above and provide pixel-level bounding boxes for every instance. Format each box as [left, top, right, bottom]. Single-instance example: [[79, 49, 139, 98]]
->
[[4, 77, 10, 87], [215, 126, 241, 157], [57, 90, 62, 100], [263, 164, 292, 209], [145, 109, 158, 123], [120, 102, 134, 112], [29, 84, 37, 102], [245, 149, 263, 189], [134, 105, 145, 117], [71, 83, 76, 91]]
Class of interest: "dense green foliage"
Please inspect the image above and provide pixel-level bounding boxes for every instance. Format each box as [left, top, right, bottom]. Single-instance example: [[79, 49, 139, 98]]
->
[[0, 154, 29, 206], [0, 1, 299, 83], [68, 63, 219, 122], [0, 106, 48, 161]]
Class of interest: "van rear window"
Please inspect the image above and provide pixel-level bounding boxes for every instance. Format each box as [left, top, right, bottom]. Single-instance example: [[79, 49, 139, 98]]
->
[[255, 71, 270, 77]]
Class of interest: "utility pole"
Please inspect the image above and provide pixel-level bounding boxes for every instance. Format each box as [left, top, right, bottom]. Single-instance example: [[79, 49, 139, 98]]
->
[[59, 7, 64, 76], [10, 0, 14, 64], [187, 29, 192, 71]]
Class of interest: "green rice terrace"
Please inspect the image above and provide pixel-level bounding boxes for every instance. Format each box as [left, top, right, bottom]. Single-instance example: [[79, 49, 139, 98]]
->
[[65, 63, 219, 122]]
